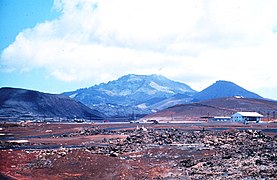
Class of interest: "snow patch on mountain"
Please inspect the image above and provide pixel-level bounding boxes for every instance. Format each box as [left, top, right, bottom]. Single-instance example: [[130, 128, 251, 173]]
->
[[149, 81, 174, 94], [136, 87, 156, 95], [69, 93, 78, 98], [137, 103, 148, 109], [99, 89, 117, 96], [126, 74, 143, 82]]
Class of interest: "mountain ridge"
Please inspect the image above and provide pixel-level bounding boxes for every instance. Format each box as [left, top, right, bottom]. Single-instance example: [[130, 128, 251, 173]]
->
[[63, 75, 268, 118], [0, 75, 271, 121], [0, 87, 105, 121]]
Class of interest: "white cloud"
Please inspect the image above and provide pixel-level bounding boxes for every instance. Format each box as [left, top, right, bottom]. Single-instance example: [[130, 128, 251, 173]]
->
[[1, 0, 277, 96]]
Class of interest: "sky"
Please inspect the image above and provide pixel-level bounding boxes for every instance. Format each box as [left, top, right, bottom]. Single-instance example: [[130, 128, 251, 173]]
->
[[1, 0, 277, 100]]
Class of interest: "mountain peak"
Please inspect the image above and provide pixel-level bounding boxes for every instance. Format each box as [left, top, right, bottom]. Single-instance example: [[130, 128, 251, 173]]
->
[[193, 80, 263, 101], [216, 80, 232, 83], [93, 74, 196, 95], [63, 74, 197, 117], [119, 74, 166, 81]]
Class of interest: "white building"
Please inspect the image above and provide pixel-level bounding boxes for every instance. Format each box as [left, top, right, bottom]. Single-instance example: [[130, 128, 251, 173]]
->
[[231, 112, 263, 124]]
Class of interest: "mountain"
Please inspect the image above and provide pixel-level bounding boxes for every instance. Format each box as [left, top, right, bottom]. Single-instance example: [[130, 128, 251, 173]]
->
[[193, 80, 263, 101], [63, 74, 197, 117], [141, 96, 277, 122], [0, 87, 105, 121], [148, 93, 193, 111]]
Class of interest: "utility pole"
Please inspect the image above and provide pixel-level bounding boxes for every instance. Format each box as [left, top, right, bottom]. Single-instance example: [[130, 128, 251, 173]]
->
[[267, 112, 270, 121]]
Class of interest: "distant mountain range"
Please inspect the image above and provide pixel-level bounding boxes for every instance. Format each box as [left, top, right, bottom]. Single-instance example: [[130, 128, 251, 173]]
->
[[63, 74, 266, 118], [0, 87, 104, 122], [141, 97, 277, 122], [1, 74, 273, 121]]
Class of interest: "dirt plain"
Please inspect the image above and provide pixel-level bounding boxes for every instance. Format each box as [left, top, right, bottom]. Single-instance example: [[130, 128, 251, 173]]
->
[[0, 122, 277, 179]]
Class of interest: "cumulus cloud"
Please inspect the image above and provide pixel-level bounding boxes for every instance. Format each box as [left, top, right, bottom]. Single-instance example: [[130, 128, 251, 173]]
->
[[1, 0, 277, 92]]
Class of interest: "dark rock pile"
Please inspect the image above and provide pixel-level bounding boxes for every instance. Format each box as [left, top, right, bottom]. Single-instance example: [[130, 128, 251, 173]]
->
[[84, 128, 277, 179], [26, 147, 71, 169], [59, 127, 112, 137], [86, 127, 191, 156], [175, 130, 277, 179]]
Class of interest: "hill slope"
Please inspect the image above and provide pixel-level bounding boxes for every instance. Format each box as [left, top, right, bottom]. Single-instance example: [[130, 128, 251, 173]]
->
[[0, 87, 105, 121], [193, 80, 263, 101], [141, 97, 277, 121], [63, 74, 197, 117]]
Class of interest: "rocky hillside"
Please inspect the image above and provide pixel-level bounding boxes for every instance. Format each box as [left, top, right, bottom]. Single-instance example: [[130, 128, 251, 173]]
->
[[63, 74, 197, 117], [0, 87, 105, 121]]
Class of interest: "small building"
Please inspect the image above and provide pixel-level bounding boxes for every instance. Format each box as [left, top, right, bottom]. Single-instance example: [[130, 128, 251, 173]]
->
[[231, 112, 263, 124], [209, 116, 231, 122]]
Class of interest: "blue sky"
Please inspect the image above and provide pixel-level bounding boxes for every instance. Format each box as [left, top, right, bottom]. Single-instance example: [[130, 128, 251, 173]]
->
[[0, 0, 86, 92], [1, 0, 277, 99], [0, 0, 58, 50]]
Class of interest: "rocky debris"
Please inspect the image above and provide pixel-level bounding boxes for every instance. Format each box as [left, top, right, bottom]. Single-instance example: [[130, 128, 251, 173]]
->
[[85, 128, 191, 156], [178, 158, 197, 168], [37, 147, 71, 159], [83, 128, 199, 159], [110, 152, 119, 157], [26, 159, 53, 169], [172, 129, 277, 179], [82, 128, 277, 179], [57, 127, 113, 138], [4, 126, 276, 179], [124, 128, 186, 145], [24, 147, 71, 169]]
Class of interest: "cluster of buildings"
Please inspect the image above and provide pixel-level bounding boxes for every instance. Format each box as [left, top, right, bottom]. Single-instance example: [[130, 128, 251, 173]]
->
[[209, 112, 264, 124]]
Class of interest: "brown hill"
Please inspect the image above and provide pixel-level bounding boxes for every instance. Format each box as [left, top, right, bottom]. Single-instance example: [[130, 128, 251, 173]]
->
[[0, 87, 105, 122], [141, 97, 277, 122]]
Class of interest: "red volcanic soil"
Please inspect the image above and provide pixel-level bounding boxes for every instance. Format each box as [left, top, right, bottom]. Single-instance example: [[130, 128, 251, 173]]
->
[[1, 149, 160, 179], [1, 147, 200, 180], [143, 97, 277, 121], [1, 122, 277, 179]]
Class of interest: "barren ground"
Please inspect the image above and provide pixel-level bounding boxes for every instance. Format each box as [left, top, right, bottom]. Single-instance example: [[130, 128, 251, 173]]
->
[[0, 122, 277, 179]]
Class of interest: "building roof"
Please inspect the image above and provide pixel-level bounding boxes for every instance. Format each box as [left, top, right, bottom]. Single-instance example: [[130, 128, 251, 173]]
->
[[233, 112, 263, 117], [212, 116, 231, 119]]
